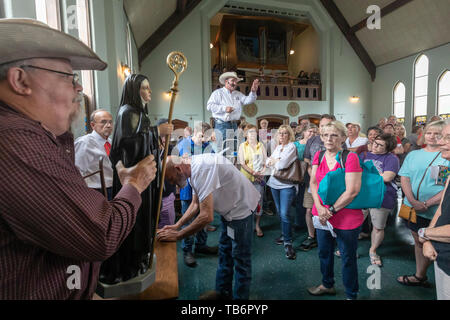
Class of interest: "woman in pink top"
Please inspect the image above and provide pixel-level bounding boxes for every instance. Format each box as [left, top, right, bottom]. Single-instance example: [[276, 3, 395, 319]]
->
[[307, 121, 363, 300]]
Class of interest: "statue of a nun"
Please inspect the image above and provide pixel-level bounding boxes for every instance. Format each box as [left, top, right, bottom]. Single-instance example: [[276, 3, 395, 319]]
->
[[99, 74, 170, 284]]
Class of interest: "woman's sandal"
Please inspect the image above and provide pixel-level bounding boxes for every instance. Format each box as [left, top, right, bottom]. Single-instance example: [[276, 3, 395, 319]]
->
[[397, 274, 430, 287], [369, 253, 383, 267]]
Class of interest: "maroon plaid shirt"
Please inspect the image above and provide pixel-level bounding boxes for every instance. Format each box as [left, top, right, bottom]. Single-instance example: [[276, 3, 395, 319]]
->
[[0, 101, 142, 299]]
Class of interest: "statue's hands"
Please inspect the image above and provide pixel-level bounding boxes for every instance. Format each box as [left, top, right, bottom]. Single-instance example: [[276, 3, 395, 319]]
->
[[159, 123, 174, 137], [116, 155, 157, 193], [156, 225, 179, 242]]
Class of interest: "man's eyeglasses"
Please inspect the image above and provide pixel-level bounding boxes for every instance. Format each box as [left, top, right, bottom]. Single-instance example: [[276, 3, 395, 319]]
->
[[437, 134, 450, 143], [20, 65, 80, 87], [96, 120, 113, 126]]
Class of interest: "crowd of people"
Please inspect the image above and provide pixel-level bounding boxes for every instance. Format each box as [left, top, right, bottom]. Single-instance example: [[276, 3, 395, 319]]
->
[[162, 112, 450, 300], [1, 19, 449, 301]]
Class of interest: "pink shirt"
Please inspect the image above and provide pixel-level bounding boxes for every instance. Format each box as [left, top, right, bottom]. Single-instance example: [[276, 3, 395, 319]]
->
[[311, 151, 364, 230]]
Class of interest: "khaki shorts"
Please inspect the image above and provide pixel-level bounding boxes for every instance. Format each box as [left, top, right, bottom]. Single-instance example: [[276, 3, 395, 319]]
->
[[303, 189, 314, 209], [368, 207, 391, 230]]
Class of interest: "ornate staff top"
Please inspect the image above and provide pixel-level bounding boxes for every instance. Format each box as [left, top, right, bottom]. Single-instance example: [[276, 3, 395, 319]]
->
[[167, 51, 187, 84]]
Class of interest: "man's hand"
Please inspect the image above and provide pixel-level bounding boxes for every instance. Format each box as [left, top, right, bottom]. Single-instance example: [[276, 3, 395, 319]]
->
[[116, 155, 157, 193], [157, 225, 180, 242], [251, 79, 260, 92], [225, 107, 234, 113], [423, 241, 438, 261], [159, 123, 174, 137]]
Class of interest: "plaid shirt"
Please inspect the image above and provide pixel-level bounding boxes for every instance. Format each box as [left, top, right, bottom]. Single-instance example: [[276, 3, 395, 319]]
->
[[0, 101, 142, 299]]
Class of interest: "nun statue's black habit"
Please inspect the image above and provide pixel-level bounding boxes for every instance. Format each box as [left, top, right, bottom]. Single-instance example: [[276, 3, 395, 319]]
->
[[99, 74, 160, 285]]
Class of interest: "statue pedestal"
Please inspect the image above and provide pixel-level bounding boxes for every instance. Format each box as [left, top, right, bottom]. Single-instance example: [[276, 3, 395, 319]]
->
[[95, 254, 157, 299]]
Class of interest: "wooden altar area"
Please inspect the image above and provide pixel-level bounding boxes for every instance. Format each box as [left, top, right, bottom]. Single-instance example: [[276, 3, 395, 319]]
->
[[93, 239, 179, 300]]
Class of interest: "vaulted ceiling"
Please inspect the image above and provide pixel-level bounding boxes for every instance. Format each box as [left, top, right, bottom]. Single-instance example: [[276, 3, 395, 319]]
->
[[334, 0, 450, 66], [124, 0, 450, 75]]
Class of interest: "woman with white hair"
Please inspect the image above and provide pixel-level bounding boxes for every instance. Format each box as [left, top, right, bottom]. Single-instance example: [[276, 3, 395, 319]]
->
[[397, 120, 450, 287], [308, 121, 363, 300]]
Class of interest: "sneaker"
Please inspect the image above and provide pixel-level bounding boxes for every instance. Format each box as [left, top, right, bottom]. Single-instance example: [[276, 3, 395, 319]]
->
[[264, 208, 274, 216], [275, 236, 284, 245], [307, 285, 336, 296], [194, 245, 218, 255], [299, 236, 318, 251], [285, 244, 296, 260], [183, 252, 197, 267]]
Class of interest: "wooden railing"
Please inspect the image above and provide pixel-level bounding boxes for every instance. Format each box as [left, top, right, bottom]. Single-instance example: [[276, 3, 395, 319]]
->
[[212, 76, 321, 101]]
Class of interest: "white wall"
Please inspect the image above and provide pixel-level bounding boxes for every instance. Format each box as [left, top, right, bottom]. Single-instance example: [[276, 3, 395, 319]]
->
[[91, 0, 139, 117], [372, 43, 450, 133]]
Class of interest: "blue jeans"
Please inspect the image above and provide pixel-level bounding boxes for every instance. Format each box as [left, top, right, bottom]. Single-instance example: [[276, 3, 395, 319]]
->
[[271, 186, 296, 245], [316, 227, 361, 300], [181, 199, 208, 253], [216, 214, 253, 300], [214, 120, 238, 142]]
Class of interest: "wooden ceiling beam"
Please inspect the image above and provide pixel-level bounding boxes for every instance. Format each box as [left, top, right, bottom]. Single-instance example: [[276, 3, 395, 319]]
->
[[349, 0, 414, 34], [138, 0, 203, 65], [320, 0, 376, 81]]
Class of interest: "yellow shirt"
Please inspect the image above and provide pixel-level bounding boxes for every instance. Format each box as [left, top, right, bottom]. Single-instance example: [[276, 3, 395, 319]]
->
[[240, 141, 264, 182]]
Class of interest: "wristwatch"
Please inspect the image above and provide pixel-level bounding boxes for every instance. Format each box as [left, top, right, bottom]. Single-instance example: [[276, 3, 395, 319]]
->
[[418, 228, 430, 241], [328, 205, 337, 215]]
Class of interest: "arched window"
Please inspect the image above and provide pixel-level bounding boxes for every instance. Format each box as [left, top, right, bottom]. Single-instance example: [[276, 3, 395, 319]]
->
[[413, 54, 429, 125], [393, 82, 406, 123], [438, 70, 450, 119]]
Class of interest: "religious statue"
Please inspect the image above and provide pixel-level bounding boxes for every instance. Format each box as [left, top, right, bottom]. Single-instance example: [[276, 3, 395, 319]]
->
[[99, 74, 161, 285]]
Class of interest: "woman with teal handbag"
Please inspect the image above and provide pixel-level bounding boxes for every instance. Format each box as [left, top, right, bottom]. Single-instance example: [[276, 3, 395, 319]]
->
[[360, 134, 400, 267], [307, 121, 363, 300]]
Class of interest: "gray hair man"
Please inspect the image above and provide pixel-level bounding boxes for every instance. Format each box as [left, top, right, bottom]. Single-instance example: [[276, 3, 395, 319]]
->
[[0, 19, 156, 299], [157, 153, 261, 300]]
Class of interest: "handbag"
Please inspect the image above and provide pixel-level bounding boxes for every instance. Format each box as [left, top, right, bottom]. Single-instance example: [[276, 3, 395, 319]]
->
[[398, 152, 441, 223], [273, 159, 306, 184], [398, 204, 417, 223], [317, 150, 386, 209]]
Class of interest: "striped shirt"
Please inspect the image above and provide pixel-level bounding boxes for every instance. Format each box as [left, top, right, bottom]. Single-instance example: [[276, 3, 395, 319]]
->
[[0, 101, 142, 299]]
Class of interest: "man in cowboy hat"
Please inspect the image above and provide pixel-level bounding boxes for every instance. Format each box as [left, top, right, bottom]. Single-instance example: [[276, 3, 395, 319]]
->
[[0, 19, 157, 299], [207, 71, 260, 145]]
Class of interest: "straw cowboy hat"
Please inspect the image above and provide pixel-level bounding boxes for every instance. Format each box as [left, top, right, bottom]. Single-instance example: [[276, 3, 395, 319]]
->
[[219, 71, 243, 85], [0, 18, 107, 70]]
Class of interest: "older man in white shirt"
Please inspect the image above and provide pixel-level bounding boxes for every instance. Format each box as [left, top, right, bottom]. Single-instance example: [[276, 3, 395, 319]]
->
[[207, 72, 260, 143], [345, 122, 368, 152], [158, 153, 261, 300], [75, 109, 114, 199]]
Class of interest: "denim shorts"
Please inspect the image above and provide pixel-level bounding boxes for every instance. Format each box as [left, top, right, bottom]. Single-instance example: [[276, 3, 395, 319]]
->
[[403, 214, 431, 233]]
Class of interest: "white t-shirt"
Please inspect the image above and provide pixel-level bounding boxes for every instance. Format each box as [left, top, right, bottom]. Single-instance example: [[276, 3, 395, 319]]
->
[[190, 154, 261, 221], [345, 136, 368, 149], [74, 130, 113, 188]]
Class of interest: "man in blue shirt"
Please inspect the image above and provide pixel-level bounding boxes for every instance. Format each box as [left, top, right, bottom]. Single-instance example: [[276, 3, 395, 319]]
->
[[178, 122, 218, 267]]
